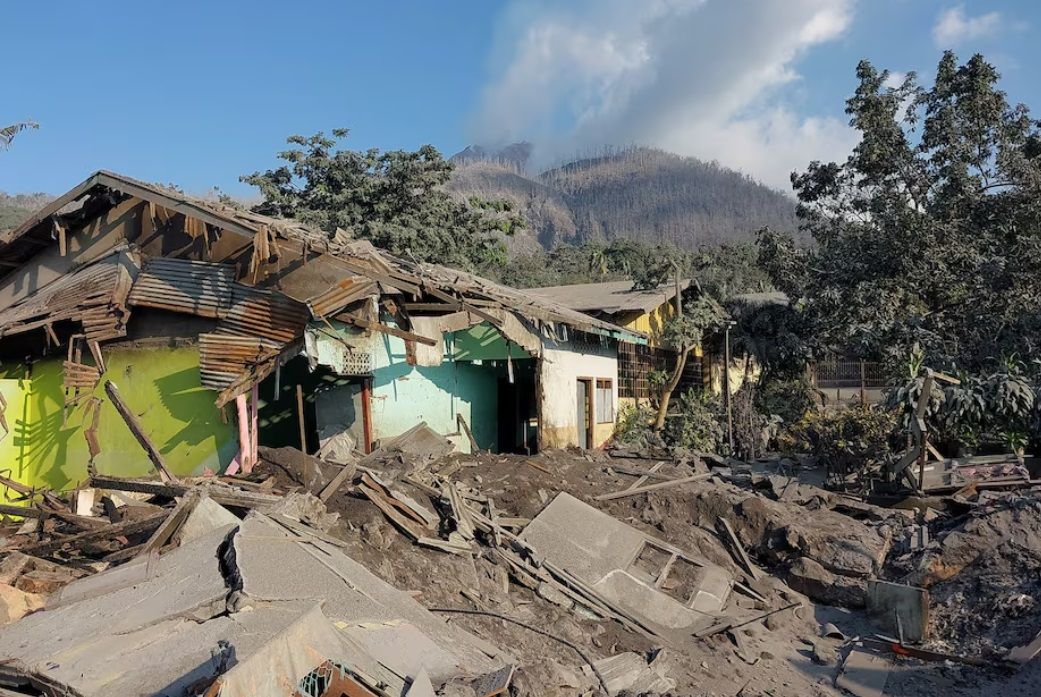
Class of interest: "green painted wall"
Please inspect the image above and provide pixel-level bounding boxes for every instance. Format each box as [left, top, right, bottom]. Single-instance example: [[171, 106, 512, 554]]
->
[[0, 346, 237, 497], [452, 324, 531, 361]]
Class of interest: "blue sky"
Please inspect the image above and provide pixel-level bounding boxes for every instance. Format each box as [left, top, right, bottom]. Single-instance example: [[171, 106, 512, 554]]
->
[[2, 1, 1039, 195]]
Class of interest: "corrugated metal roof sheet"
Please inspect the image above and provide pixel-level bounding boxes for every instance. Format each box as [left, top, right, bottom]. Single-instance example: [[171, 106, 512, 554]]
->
[[219, 285, 308, 345], [527, 279, 691, 315], [198, 333, 280, 390], [128, 258, 235, 318], [306, 276, 378, 319], [0, 250, 136, 339]]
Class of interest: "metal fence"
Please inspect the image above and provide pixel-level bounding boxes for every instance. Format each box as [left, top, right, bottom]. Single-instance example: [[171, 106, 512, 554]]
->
[[810, 358, 887, 389]]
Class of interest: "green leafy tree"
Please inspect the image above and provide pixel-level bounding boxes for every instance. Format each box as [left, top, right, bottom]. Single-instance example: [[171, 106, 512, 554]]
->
[[243, 129, 523, 271], [766, 53, 1041, 376]]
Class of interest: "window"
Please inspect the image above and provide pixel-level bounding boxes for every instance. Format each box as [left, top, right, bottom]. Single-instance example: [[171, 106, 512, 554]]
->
[[595, 378, 614, 423]]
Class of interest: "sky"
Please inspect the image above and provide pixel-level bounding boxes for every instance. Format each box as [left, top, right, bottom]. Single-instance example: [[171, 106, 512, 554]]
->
[[2, 0, 1040, 196]]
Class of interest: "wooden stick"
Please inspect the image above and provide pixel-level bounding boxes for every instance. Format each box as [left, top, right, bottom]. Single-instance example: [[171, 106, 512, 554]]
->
[[613, 461, 668, 487], [135, 492, 200, 558], [717, 516, 760, 580], [593, 473, 712, 501], [457, 413, 480, 453], [295, 384, 308, 453], [104, 381, 176, 483]]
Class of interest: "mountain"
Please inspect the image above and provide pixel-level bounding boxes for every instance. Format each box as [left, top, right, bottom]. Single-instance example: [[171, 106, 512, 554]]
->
[[0, 192, 50, 232], [448, 145, 800, 250]]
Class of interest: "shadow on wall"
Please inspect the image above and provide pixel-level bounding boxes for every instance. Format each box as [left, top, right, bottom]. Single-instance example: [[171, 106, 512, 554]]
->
[[371, 340, 500, 450], [153, 367, 238, 460], [1, 347, 237, 493]]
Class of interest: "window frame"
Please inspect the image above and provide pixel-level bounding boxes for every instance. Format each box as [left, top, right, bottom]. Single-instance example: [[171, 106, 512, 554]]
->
[[595, 378, 614, 424]]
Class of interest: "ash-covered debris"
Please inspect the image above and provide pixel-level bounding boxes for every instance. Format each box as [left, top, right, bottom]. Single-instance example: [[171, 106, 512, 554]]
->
[[1, 444, 1039, 695], [891, 492, 1041, 657]]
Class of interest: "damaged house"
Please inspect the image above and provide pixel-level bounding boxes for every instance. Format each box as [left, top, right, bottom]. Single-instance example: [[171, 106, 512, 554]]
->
[[0, 171, 642, 497], [528, 279, 704, 411]]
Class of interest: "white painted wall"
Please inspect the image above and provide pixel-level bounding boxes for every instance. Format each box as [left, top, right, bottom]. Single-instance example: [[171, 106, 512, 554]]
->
[[540, 337, 619, 448]]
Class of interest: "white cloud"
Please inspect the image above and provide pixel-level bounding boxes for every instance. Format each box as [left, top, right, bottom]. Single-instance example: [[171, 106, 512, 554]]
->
[[471, 0, 859, 191], [932, 5, 1003, 47]]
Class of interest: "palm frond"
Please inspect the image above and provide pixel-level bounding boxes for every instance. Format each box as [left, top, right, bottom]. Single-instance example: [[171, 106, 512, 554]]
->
[[0, 121, 39, 149]]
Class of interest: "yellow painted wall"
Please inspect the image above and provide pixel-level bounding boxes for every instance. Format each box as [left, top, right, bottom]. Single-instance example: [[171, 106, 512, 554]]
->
[[619, 303, 703, 359], [0, 346, 237, 499]]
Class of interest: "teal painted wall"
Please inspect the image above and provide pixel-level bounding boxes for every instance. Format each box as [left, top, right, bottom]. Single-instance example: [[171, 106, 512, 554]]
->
[[307, 321, 500, 453]]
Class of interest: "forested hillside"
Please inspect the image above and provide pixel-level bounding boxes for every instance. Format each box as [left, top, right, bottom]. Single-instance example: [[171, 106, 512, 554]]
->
[[0, 192, 49, 232], [448, 145, 799, 250]]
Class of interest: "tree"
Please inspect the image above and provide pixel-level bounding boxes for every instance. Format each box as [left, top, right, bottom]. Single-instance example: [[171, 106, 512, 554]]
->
[[653, 292, 725, 430], [243, 129, 523, 271], [767, 53, 1041, 377], [0, 120, 37, 149]]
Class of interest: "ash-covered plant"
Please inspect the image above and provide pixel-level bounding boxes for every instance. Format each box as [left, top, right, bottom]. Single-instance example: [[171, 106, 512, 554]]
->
[[664, 389, 727, 454], [613, 403, 660, 449], [782, 407, 896, 483]]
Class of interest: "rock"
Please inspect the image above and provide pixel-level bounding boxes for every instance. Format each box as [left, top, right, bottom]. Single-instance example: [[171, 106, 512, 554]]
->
[[258, 446, 338, 494], [15, 570, 71, 596], [810, 640, 835, 665], [0, 583, 44, 624], [269, 492, 340, 532], [785, 558, 867, 608]]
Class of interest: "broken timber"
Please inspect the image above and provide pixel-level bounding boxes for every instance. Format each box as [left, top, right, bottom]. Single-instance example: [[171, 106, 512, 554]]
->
[[11, 512, 168, 557], [594, 473, 712, 501], [104, 380, 177, 483]]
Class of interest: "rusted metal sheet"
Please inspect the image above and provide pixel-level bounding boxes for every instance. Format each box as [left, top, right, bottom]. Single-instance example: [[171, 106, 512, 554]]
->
[[198, 333, 280, 390], [306, 276, 377, 319], [0, 251, 136, 340], [221, 285, 308, 345], [127, 257, 234, 318], [63, 360, 100, 389]]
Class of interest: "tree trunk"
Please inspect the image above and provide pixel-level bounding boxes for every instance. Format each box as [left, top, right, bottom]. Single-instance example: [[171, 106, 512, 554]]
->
[[653, 345, 693, 431]]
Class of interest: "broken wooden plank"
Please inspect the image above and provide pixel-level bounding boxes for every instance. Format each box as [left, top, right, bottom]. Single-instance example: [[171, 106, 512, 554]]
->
[[358, 482, 425, 541], [318, 458, 358, 502], [90, 475, 189, 498], [104, 381, 177, 483], [335, 312, 438, 346], [359, 472, 436, 529], [457, 413, 480, 453], [134, 492, 200, 559], [0, 503, 43, 519], [605, 462, 673, 483], [716, 517, 760, 581], [13, 512, 168, 556], [593, 473, 712, 501], [445, 482, 476, 541]]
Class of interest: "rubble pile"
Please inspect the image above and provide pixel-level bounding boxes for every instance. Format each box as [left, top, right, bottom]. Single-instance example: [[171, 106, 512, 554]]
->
[[893, 492, 1041, 656], [1, 444, 1040, 695]]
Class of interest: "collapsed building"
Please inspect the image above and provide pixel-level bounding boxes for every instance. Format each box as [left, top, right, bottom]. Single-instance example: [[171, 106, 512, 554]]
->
[[0, 171, 643, 496]]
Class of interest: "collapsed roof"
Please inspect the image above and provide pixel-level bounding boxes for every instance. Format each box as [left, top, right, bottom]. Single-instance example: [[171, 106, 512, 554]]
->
[[0, 170, 644, 405], [0, 503, 510, 696]]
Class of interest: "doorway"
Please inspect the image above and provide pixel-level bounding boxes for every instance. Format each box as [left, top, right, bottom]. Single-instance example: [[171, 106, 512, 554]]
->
[[576, 378, 594, 449]]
